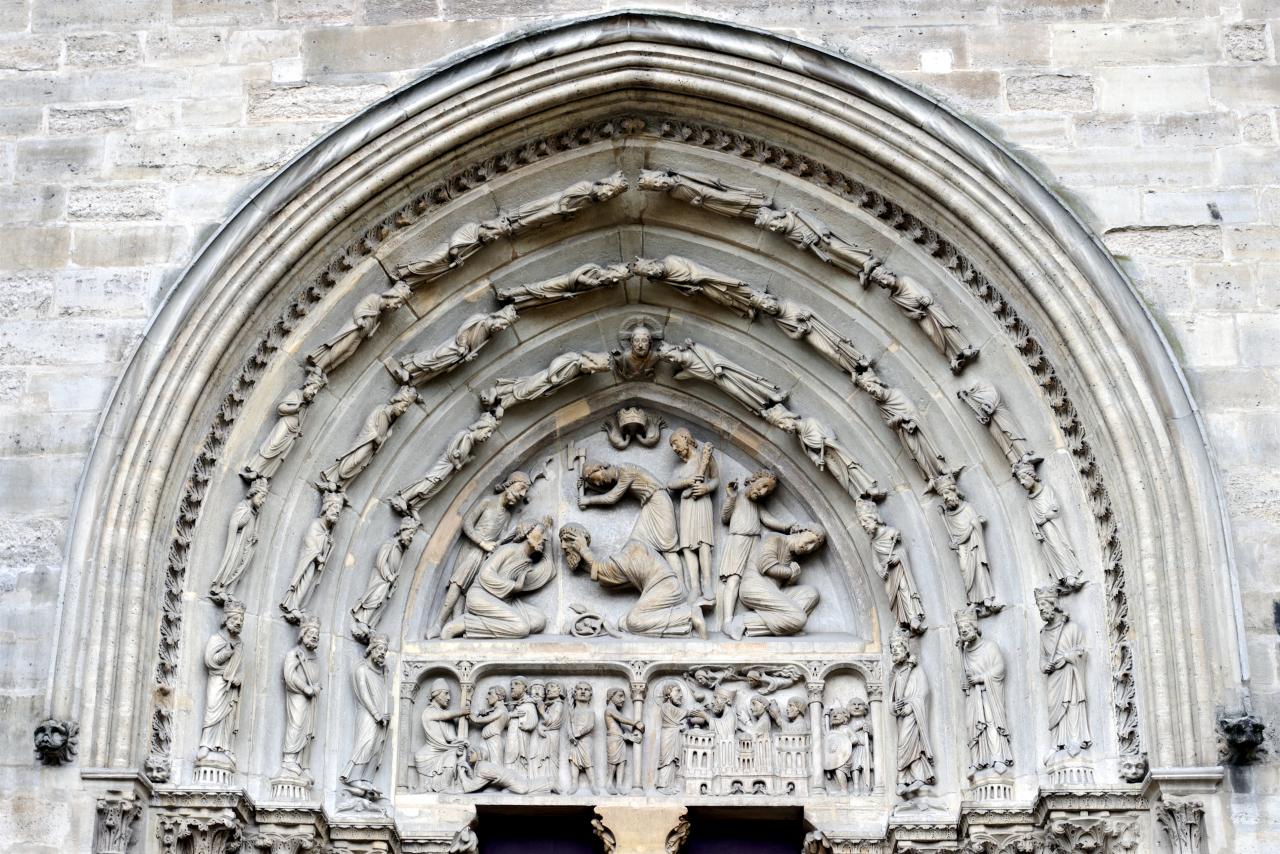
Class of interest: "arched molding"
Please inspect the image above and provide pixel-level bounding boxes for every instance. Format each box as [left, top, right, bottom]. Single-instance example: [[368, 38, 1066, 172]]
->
[[54, 12, 1237, 829]]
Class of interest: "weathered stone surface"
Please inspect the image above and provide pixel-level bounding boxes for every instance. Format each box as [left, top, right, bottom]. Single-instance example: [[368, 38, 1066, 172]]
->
[[0, 226, 70, 270], [1142, 190, 1257, 226], [1225, 22, 1271, 63], [31, 0, 164, 32], [63, 32, 142, 67], [1005, 73, 1094, 111], [1103, 225, 1223, 259], [278, 0, 357, 23], [303, 20, 509, 75], [1052, 20, 1220, 66], [0, 36, 61, 71], [1141, 112, 1238, 147], [65, 183, 166, 221], [46, 106, 132, 135], [70, 223, 186, 266], [144, 28, 228, 66], [247, 82, 388, 123], [0, 272, 54, 319], [171, 0, 271, 26], [1209, 66, 1280, 108], [364, 0, 440, 25], [1099, 66, 1211, 112]]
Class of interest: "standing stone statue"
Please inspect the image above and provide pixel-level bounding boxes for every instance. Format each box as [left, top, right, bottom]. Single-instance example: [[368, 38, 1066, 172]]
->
[[933, 471, 1002, 618], [391, 411, 501, 515], [660, 339, 788, 416], [319, 386, 419, 492], [392, 305, 518, 386], [667, 428, 719, 606], [209, 478, 269, 604], [566, 681, 598, 795], [637, 168, 771, 220], [764, 404, 885, 501], [604, 687, 643, 795], [855, 499, 926, 636], [1014, 460, 1085, 592], [470, 684, 509, 769], [955, 607, 1013, 781], [560, 524, 708, 639], [579, 460, 681, 574], [1035, 586, 1092, 761], [822, 705, 857, 794], [280, 491, 346, 624], [341, 634, 391, 800], [350, 516, 419, 643], [757, 293, 871, 374], [889, 628, 935, 799], [612, 317, 664, 381], [196, 599, 245, 771], [413, 678, 470, 793], [957, 381, 1028, 465], [855, 369, 947, 483], [279, 614, 322, 784], [429, 470, 531, 638], [440, 518, 556, 639], [753, 206, 878, 277], [495, 262, 630, 309], [505, 676, 538, 772], [724, 526, 825, 640], [631, 255, 770, 320], [478, 350, 612, 412], [240, 371, 324, 481], [846, 698, 874, 794], [307, 283, 411, 376], [502, 171, 628, 232], [393, 217, 512, 288], [862, 264, 978, 374], [717, 470, 795, 627], [693, 685, 738, 781]]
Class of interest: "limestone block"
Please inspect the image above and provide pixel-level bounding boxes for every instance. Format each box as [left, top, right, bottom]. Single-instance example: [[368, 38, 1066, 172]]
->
[[0, 185, 65, 223], [63, 32, 142, 67], [903, 70, 1001, 112], [46, 106, 131, 135], [0, 410, 98, 456], [1005, 73, 1095, 111], [31, 0, 164, 32], [1099, 67, 1210, 112], [228, 29, 303, 64], [1241, 113, 1276, 145], [0, 35, 61, 71], [25, 367, 120, 411], [1052, 21, 1220, 66], [1219, 148, 1280, 187], [1192, 263, 1256, 311], [14, 137, 104, 182], [1063, 186, 1142, 230], [61, 67, 189, 102], [278, 0, 357, 24], [0, 318, 141, 365], [1119, 258, 1193, 314], [0, 368, 24, 402], [840, 26, 969, 72], [66, 183, 166, 221], [1142, 190, 1257, 226], [108, 126, 319, 177], [1166, 314, 1239, 368], [53, 267, 157, 317], [0, 272, 54, 319], [1141, 112, 1238, 147], [178, 97, 244, 127], [967, 22, 1050, 68], [0, 0, 26, 32], [1225, 23, 1272, 63], [1103, 225, 1222, 259], [1238, 316, 1280, 367], [0, 226, 70, 270], [1041, 148, 1215, 187], [70, 224, 187, 267], [144, 29, 229, 66], [1186, 367, 1280, 412], [302, 20, 508, 75], [441, 0, 595, 17], [1227, 226, 1280, 262], [247, 82, 389, 123], [1109, 0, 1216, 17], [0, 107, 42, 137], [1209, 66, 1280, 109], [172, 0, 271, 27], [995, 0, 1103, 20], [992, 114, 1071, 150], [363, 0, 439, 26], [0, 515, 65, 565], [1072, 113, 1139, 147], [0, 456, 84, 514]]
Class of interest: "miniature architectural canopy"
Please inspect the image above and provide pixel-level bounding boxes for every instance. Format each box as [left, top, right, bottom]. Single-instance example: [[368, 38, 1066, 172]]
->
[[50, 12, 1246, 854]]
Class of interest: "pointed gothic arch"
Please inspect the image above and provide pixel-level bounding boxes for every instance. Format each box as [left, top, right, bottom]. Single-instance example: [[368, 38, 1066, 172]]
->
[[54, 12, 1241, 852]]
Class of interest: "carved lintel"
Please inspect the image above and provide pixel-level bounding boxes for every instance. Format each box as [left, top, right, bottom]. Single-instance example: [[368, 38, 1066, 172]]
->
[[94, 790, 140, 854], [33, 717, 78, 766]]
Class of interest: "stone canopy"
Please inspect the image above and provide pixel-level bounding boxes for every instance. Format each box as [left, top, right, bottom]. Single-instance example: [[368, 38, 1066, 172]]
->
[[48, 12, 1242, 854]]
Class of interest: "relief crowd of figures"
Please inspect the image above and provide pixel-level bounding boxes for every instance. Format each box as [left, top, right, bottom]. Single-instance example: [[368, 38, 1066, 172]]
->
[[187, 166, 1105, 807]]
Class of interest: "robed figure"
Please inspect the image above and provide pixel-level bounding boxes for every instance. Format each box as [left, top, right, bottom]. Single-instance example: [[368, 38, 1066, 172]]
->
[[936, 475, 1001, 617], [856, 369, 947, 483], [280, 615, 322, 780], [414, 679, 470, 793], [725, 529, 824, 640], [319, 386, 417, 491], [1016, 462, 1084, 591], [889, 629, 935, 797], [341, 635, 391, 795], [856, 499, 926, 636], [659, 339, 788, 415], [307, 284, 408, 375], [197, 601, 245, 765], [208, 479, 267, 604], [440, 520, 556, 639], [394, 305, 517, 386], [1036, 588, 1092, 759], [638, 168, 771, 220], [394, 219, 510, 287], [956, 611, 1013, 779], [351, 517, 418, 642]]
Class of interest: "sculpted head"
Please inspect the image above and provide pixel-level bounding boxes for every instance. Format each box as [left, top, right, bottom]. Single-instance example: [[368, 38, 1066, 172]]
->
[[591, 171, 628, 201], [559, 523, 590, 570], [430, 678, 451, 707], [499, 470, 531, 505], [473, 412, 500, 441], [517, 518, 551, 558], [396, 516, 420, 546], [637, 169, 674, 192], [607, 687, 626, 707], [1013, 460, 1039, 491], [574, 681, 593, 703], [578, 351, 613, 374], [854, 499, 881, 536], [485, 685, 506, 706], [367, 633, 389, 668], [763, 404, 801, 434], [744, 470, 779, 501], [1035, 586, 1062, 622], [890, 628, 913, 666], [756, 292, 782, 315], [786, 697, 806, 721], [753, 206, 788, 232], [529, 680, 546, 702], [33, 718, 76, 766], [749, 696, 767, 717], [628, 257, 664, 279], [790, 524, 826, 556], [848, 698, 868, 718], [299, 614, 321, 650], [320, 492, 345, 524], [954, 608, 980, 647], [546, 682, 563, 701], [670, 428, 696, 460], [477, 217, 511, 243], [509, 677, 527, 700], [583, 462, 618, 490], [828, 707, 850, 726], [630, 325, 653, 358], [222, 599, 246, 636], [301, 369, 327, 402], [711, 687, 734, 713], [493, 304, 518, 329], [663, 682, 684, 706]]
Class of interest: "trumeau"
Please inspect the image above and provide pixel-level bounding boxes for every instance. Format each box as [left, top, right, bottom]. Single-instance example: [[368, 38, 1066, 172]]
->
[[48, 12, 1250, 854]]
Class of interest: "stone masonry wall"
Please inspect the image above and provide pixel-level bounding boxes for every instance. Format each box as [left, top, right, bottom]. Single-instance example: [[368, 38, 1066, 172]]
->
[[1, 1, 1277, 851]]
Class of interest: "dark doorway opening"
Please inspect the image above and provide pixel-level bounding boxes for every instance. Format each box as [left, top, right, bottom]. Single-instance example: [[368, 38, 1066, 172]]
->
[[477, 805, 597, 854], [683, 807, 805, 854]]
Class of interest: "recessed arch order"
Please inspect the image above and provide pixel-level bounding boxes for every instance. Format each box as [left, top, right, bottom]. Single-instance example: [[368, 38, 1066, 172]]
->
[[54, 11, 1244, 851]]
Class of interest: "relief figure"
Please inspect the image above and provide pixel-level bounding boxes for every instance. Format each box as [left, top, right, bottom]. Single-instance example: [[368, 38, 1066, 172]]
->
[[612, 317, 664, 381], [470, 685, 509, 769], [631, 255, 770, 320], [341, 634, 390, 800], [307, 283, 410, 376], [934, 473, 1002, 618], [393, 305, 517, 386], [280, 491, 346, 625], [579, 460, 681, 574], [350, 516, 419, 643], [1036, 587, 1092, 761], [637, 168, 771, 220], [479, 350, 612, 412], [668, 428, 719, 606], [862, 265, 977, 374], [504, 677, 538, 772], [503, 171, 628, 232], [440, 518, 556, 639], [753, 206, 877, 276], [764, 404, 885, 501], [197, 599, 245, 767], [890, 629, 936, 798], [279, 614, 322, 782], [319, 386, 418, 492], [957, 381, 1027, 465], [1015, 460, 1085, 592], [566, 681, 598, 795], [560, 524, 707, 639], [956, 608, 1014, 780], [855, 499, 926, 636], [725, 526, 825, 639], [240, 373, 323, 482], [208, 478, 268, 604], [757, 292, 871, 374], [393, 218, 511, 288], [659, 339, 789, 416], [391, 412, 500, 515], [495, 263, 629, 309], [605, 687, 643, 795], [532, 681, 564, 785], [855, 369, 947, 483], [717, 470, 794, 628], [414, 678, 470, 793]]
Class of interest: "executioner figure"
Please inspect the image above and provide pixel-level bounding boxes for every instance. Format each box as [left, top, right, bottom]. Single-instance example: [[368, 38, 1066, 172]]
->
[[667, 428, 719, 606], [440, 518, 556, 640]]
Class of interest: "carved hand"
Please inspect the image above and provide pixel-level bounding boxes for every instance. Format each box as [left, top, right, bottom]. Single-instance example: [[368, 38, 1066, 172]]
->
[[480, 540, 497, 553]]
